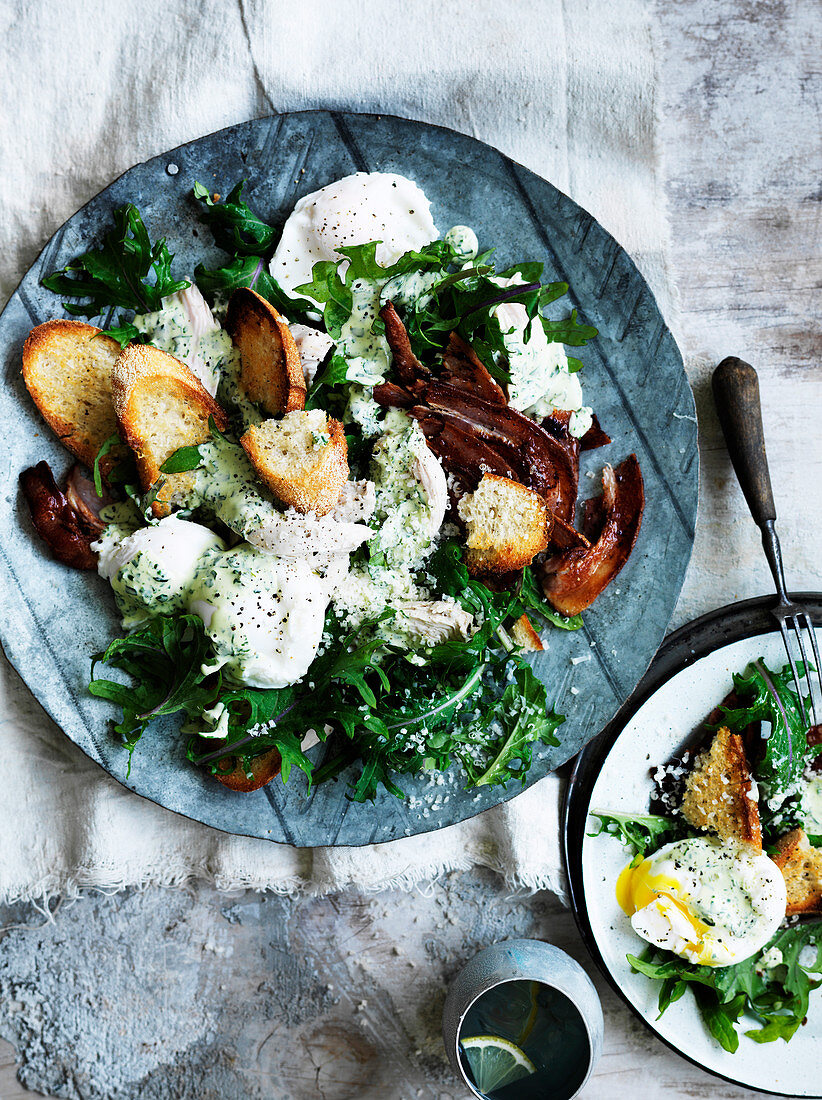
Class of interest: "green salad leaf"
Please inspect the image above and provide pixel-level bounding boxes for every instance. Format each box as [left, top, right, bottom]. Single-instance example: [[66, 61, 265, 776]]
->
[[191, 181, 317, 323], [192, 180, 277, 255], [89, 614, 217, 771], [588, 810, 682, 857], [518, 566, 584, 631], [628, 921, 822, 1052], [42, 204, 189, 327], [159, 443, 205, 474], [719, 659, 808, 820], [91, 541, 565, 801]]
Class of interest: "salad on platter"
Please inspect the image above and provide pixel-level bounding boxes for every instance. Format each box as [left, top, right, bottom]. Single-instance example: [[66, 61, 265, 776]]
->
[[592, 659, 822, 1051], [19, 170, 644, 801]]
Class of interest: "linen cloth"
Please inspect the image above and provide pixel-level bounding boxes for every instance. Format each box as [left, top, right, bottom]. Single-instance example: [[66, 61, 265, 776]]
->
[[0, 0, 673, 904]]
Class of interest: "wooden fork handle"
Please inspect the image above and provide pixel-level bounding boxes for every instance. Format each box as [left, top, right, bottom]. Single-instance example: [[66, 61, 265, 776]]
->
[[712, 356, 777, 527]]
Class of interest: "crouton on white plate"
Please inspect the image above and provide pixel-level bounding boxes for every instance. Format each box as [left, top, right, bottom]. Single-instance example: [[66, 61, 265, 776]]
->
[[226, 287, 306, 415], [241, 409, 349, 517], [112, 343, 228, 516], [679, 725, 762, 850], [458, 473, 550, 575], [22, 319, 124, 474], [773, 828, 822, 915]]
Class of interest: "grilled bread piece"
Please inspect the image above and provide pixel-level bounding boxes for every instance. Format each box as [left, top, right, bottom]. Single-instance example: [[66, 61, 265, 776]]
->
[[458, 473, 551, 575], [215, 746, 282, 793], [240, 409, 348, 516], [22, 319, 124, 473], [226, 287, 306, 415], [510, 613, 544, 652], [680, 725, 762, 850], [112, 344, 228, 516], [773, 828, 822, 915]]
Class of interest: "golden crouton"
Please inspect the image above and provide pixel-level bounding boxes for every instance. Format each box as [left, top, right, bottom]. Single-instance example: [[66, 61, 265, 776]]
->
[[216, 746, 282, 793], [773, 828, 822, 915], [21, 319, 125, 474], [510, 613, 544, 652], [240, 410, 348, 516], [680, 726, 762, 850], [458, 473, 550, 575], [226, 287, 306, 416], [112, 343, 228, 516]]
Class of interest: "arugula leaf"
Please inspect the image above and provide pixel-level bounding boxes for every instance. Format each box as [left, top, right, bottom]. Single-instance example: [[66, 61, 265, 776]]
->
[[627, 921, 822, 1051], [193, 256, 317, 322], [588, 810, 681, 856], [463, 662, 563, 787], [192, 180, 276, 255], [92, 432, 121, 496], [42, 204, 189, 320], [519, 566, 584, 631], [304, 353, 350, 409], [541, 310, 598, 346], [104, 322, 143, 348], [159, 444, 204, 474], [89, 615, 217, 770], [719, 659, 808, 815]]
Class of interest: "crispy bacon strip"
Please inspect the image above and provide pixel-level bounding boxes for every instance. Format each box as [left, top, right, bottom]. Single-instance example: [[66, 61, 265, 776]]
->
[[415, 415, 519, 485], [20, 461, 98, 570], [440, 332, 506, 405], [379, 302, 428, 387], [581, 413, 611, 452], [64, 465, 112, 536], [421, 382, 563, 503], [539, 454, 644, 616], [550, 512, 591, 550]]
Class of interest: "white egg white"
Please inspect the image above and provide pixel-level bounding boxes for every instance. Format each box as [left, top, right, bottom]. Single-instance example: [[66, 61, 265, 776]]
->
[[269, 172, 438, 293], [98, 519, 329, 690], [618, 837, 787, 967]]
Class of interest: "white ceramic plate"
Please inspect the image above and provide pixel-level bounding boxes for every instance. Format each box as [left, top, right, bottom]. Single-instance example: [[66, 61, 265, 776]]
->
[[574, 619, 822, 1095]]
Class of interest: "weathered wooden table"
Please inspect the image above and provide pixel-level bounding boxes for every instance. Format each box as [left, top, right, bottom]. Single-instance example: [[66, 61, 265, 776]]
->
[[1, 1, 819, 1096]]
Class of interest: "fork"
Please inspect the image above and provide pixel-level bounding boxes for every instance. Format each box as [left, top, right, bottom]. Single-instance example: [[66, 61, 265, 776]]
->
[[712, 356, 822, 729]]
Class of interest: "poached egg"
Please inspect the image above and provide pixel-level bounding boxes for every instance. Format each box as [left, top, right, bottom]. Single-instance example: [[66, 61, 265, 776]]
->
[[617, 837, 786, 967], [98, 517, 328, 689], [270, 172, 438, 293]]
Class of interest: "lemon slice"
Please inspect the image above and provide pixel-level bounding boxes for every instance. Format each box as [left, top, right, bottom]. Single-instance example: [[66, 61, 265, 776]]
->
[[461, 1035, 536, 1093]]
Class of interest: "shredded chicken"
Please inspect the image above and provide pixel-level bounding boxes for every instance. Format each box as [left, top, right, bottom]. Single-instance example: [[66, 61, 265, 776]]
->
[[247, 509, 373, 558], [394, 599, 473, 646], [330, 479, 377, 524], [289, 324, 335, 385], [169, 284, 222, 396], [412, 445, 447, 537]]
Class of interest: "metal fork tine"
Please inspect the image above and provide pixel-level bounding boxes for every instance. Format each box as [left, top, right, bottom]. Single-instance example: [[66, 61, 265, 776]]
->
[[797, 611, 822, 728], [778, 618, 808, 729]]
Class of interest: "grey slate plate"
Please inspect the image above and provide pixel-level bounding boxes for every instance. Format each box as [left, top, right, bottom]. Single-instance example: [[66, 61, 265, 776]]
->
[[0, 111, 698, 846]]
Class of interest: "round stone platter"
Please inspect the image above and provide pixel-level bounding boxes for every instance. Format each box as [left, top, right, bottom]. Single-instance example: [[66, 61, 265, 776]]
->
[[0, 111, 697, 846]]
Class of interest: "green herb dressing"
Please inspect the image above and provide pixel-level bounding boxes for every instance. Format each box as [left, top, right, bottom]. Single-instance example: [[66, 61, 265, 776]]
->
[[133, 294, 238, 398], [492, 274, 592, 436]]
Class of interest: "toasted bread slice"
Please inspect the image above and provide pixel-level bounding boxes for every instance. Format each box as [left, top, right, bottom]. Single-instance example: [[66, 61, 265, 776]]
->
[[226, 287, 306, 415], [510, 613, 544, 652], [773, 828, 822, 914], [216, 746, 282, 793], [112, 344, 228, 516], [457, 473, 550, 575], [240, 410, 348, 516], [22, 319, 125, 473], [680, 725, 762, 850]]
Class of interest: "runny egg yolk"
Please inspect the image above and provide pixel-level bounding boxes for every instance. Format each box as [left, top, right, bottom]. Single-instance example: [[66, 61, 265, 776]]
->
[[617, 858, 711, 957]]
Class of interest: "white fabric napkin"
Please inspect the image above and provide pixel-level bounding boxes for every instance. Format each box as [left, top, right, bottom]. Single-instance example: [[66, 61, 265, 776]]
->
[[0, 0, 673, 905]]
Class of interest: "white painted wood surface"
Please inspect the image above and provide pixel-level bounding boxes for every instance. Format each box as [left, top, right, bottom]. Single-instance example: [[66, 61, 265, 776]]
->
[[0, 0, 819, 1096]]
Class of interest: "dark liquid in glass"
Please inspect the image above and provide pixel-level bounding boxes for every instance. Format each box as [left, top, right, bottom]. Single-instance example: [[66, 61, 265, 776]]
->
[[458, 979, 590, 1099]]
